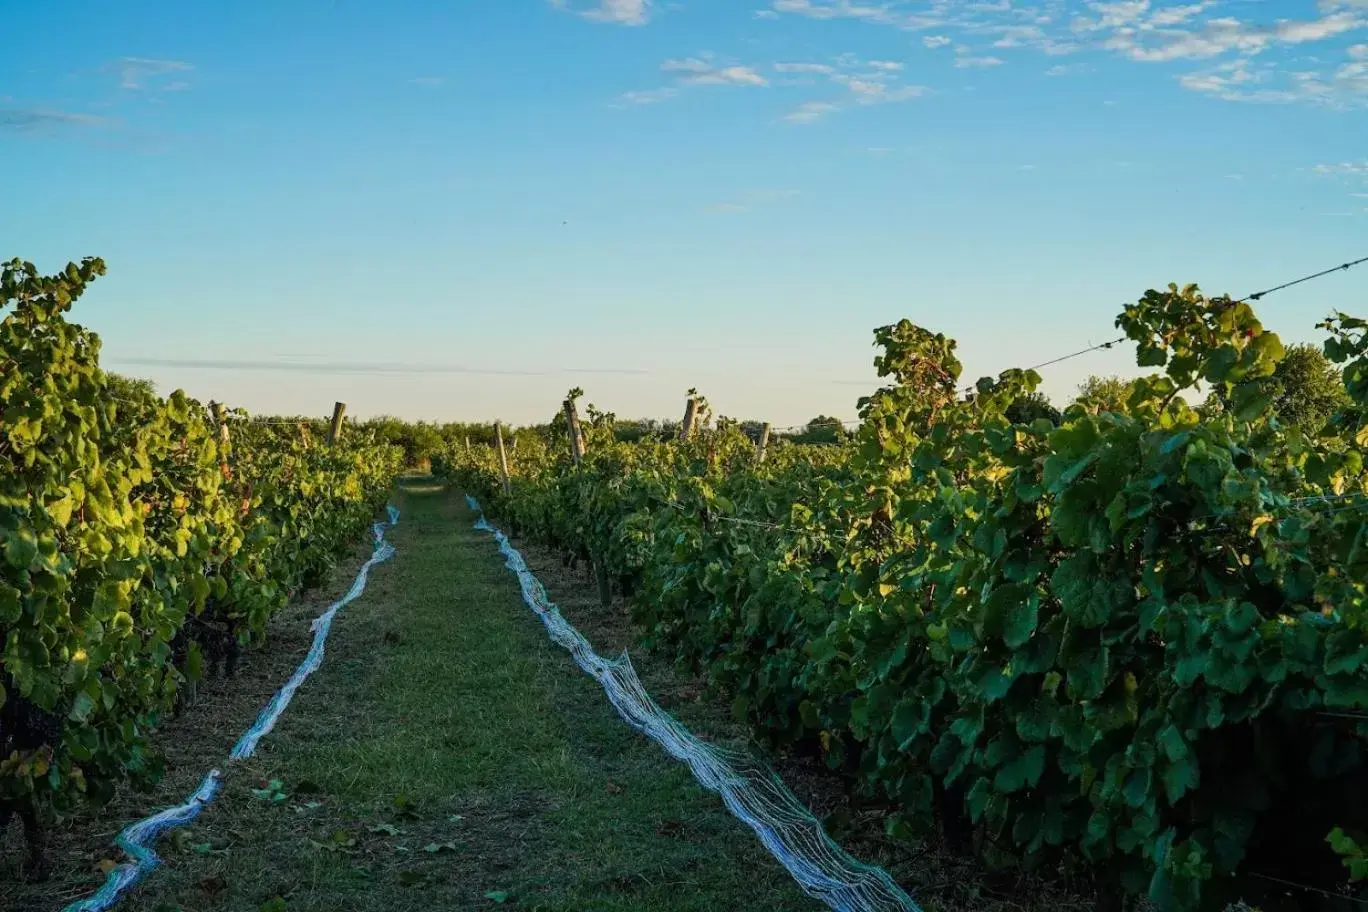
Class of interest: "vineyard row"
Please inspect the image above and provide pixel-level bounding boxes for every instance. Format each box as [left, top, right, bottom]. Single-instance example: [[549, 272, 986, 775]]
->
[[0, 257, 404, 881], [433, 283, 1368, 911]]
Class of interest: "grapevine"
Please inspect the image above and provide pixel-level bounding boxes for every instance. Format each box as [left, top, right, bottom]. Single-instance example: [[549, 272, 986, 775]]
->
[[0, 257, 402, 877], [435, 284, 1368, 910]]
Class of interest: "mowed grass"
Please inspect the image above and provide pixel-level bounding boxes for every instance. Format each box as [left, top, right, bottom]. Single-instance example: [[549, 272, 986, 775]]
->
[[132, 479, 814, 912]]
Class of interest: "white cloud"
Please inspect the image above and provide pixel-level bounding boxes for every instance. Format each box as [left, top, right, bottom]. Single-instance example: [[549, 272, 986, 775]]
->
[[1071, 0, 1150, 33], [1316, 161, 1368, 176], [991, 25, 1048, 48], [762, 0, 1368, 108], [783, 100, 841, 122], [111, 57, 192, 90], [955, 55, 1005, 67], [662, 57, 769, 86], [614, 87, 680, 105], [1, 108, 112, 132], [773, 54, 930, 120], [1149, 3, 1216, 27], [767, 0, 946, 29], [552, 0, 652, 25], [1046, 63, 1093, 76], [774, 62, 839, 76], [615, 53, 771, 108]]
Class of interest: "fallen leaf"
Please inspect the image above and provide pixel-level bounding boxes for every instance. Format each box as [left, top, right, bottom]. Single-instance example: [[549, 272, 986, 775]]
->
[[423, 841, 457, 854]]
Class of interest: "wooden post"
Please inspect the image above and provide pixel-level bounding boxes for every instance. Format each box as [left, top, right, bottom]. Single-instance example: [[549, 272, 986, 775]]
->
[[494, 422, 512, 495], [298, 422, 312, 449], [464, 436, 470, 453], [327, 401, 347, 446], [756, 422, 771, 464], [679, 397, 698, 441], [210, 402, 230, 455], [563, 399, 585, 465]]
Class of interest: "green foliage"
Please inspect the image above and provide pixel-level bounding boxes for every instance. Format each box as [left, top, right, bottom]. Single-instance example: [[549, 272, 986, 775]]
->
[[1205, 342, 1351, 434], [1328, 828, 1368, 882], [1005, 391, 1061, 426], [0, 256, 401, 827], [104, 372, 158, 402], [353, 416, 446, 467], [788, 416, 849, 445], [433, 282, 1368, 910], [1073, 375, 1136, 414]]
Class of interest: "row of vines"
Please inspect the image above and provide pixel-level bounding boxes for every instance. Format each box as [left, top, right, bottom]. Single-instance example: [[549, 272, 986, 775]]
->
[[434, 284, 1368, 910], [0, 257, 402, 873]]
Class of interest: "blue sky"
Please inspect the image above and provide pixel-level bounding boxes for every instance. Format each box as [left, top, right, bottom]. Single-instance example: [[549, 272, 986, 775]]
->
[[3, 0, 1366, 426]]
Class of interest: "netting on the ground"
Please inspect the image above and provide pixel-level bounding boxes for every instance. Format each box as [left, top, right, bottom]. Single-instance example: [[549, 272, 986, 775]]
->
[[467, 495, 920, 912], [61, 505, 400, 912]]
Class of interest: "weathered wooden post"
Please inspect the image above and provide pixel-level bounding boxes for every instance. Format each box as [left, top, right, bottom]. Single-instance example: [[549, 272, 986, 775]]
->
[[494, 422, 512, 495], [563, 399, 585, 465], [210, 402, 231, 454], [679, 397, 698, 441], [327, 401, 347, 446]]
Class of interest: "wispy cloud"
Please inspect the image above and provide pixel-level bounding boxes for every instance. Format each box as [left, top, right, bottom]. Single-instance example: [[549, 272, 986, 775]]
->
[[107, 355, 649, 376], [618, 51, 926, 120], [762, 0, 1368, 108], [409, 76, 444, 87], [0, 108, 112, 133], [1315, 161, 1368, 176], [767, 0, 945, 29], [615, 54, 768, 106], [704, 188, 801, 213], [1046, 62, 1093, 76], [551, 0, 652, 26], [613, 87, 680, 106], [662, 57, 770, 86], [782, 100, 841, 123], [955, 55, 1004, 68], [110, 57, 193, 90], [775, 52, 929, 121]]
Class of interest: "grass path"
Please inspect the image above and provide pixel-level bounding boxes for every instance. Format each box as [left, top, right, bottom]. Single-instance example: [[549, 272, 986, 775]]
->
[[128, 479, 815, 912]]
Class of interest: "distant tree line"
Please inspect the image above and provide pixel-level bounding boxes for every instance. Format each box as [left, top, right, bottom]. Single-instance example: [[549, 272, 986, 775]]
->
[[122, 342, 1348, 468]]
